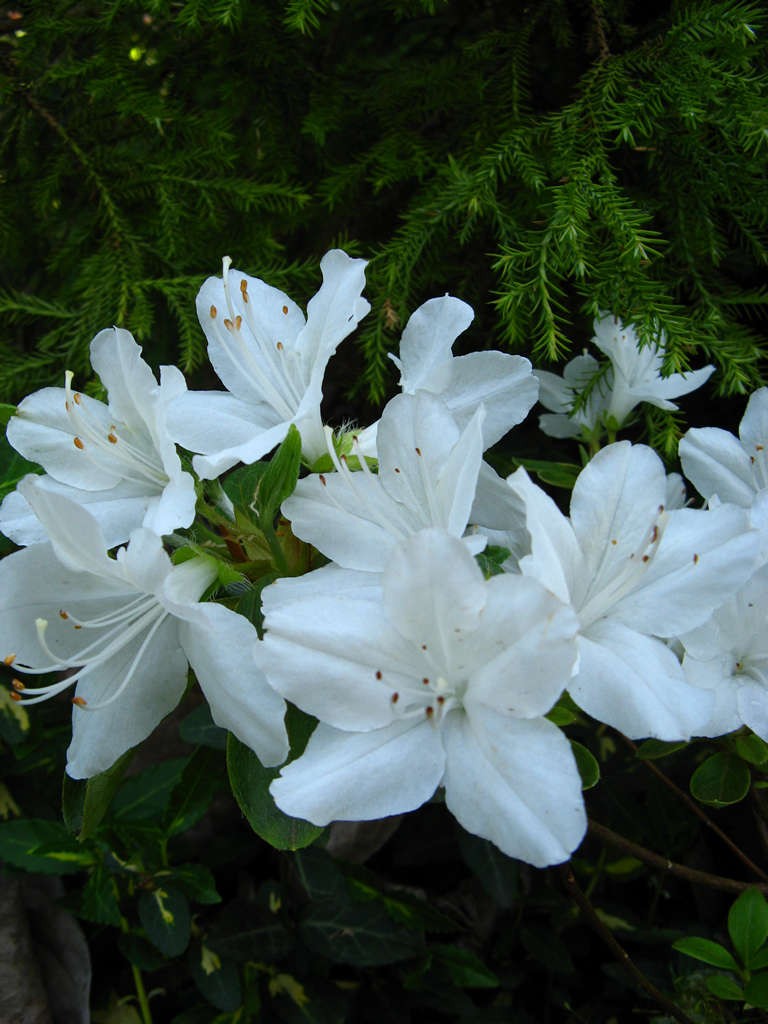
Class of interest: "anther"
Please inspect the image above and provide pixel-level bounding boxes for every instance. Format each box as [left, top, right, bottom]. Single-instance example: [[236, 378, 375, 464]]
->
[[415, 447, 422, 456], [276, 341, 284, 351], [9, 692, 21, 702], [422, 677, 430, 685], [240, 280, 248, 302], [394, 467, 401, 474], [425, 706, 434, 719], [234, 315, 242, 331], [421, 643, 427, 651], [73, 437, 85, 450], [73, 393, 82, 405], [72, 696, 88, 707], [319, 474, 326, 486], [108, 432, 118, 444], [757, 444, 764, 452], [282, 305, 288, 315], [3, 654, 16, 666], [11, 679, 24, 691], [210, 305, 217, 318], [650, 525, 659, 543], [391, 692, 399, 704], [375, 670, 382, 680], [436, 695, 445, 705], [224, 318, 234, 331], [59, 610, 69, 619], [611, 539, 617, 545], [642, 554, 650, 563], [693, 553, 700, 564]]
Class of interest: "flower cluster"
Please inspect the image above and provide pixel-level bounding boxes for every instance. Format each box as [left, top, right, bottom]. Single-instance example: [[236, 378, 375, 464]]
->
[[1, 250, 765, 869]]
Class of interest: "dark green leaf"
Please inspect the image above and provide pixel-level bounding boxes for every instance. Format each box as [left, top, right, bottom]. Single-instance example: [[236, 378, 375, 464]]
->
[[430, 944, 499, 988], [457, 828, 519, 908], [208, 896, 293, 962], [672, 936, 740, 971], [293, 847, 347, 902], [571, 740, 600, 790], [509, 457, 580, 489], [520, 925, 575, 975], [0, 404, 17, 426], [117, 933, 166, 971], [179, 702, 227, 751], [744, 971, 768, 1009], [80, 863, 122, 926], [301, 898, 423, 966], [165, 747, 223, 836], [475, 545, 511, 578], [165, 863, 221, 905], [706, 974, 744, 1001], [111, 758, 189, 823], [62, 748, 134, 838], [728, 887, 768, 968], [227, 707, 323, 851], [138, 885, 191, 958], [0, 819, 95, 874], [255, 423, 302, 522], [221, 461, 268, 525], [635, 739, 688, 760], [690, 752, 750, 808], [734, 732, 768, 766], [189, 944, 242, 1012]]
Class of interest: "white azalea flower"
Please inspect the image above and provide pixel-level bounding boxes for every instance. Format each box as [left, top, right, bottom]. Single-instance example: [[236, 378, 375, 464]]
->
[[282, 392, 486, 572], [257, 529, 586, 867], [0, 327, 196, 547], [680, 564, 768, 740], [167, 250, 370, 479], [355, 296, 539, 456], [508, 441, 759, 739], [0, 477, 287, 778], [536, 315, 714, 440]]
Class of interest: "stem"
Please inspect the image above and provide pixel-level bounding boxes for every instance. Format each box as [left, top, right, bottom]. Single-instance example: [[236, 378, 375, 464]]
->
[[589, 820, 768, 895], [557, 864, 696, 1024], [621, 736, 768, 883], [131, 963, 153, 1024]]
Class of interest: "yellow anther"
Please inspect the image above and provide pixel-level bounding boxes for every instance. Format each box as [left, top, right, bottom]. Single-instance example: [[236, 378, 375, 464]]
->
[[223, 318, 234, 331], [72, 696, 88, 707], [11, 679, 25, 692], [73, 393, 82, 405], [234, 315, 242, 331], [9, 692, 21, 703], [210, 305, 217, 319], [281, 305, 288, 315], [240, 279, 248, 302], [59, 610, 69, 619], [108, 432, 118, 444], [276, 341, 284, 351], [73, 436, 84, 450], [3, 654, 16, 666]]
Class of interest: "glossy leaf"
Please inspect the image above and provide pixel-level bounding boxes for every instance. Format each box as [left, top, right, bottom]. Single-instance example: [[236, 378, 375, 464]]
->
[[690, 752, 750, 808], [728, 887, 768, 968]]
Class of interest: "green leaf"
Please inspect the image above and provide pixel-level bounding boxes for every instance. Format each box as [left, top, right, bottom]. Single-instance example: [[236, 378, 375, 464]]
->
[[734, 732, 768, 766], [457, 828, 519, 908], [475, 545, 511, 578], [165, 863, 221, 905], [226, 707, 323, 851], [744, 971, 768, 1009], [117, 933, 166, 971], [0, 404, 17, 426], [80, 863, 122, 926], [221, 462, 268, 527], [164, 747, 223, 837], [189, 945, 242, 1012], [0, 685, 30, 745], [706, 974, 744, 1001], [111, 758, 189, 823], [0, 431, 41, 504], [571, 740, 600, 790], [728, 888, 768, 968], [520, 925, 575, 975], [0, 819, 95, 874], [508, 457, 580, 489], [635, 739, 688, 760], [62, 748, 134, 838], [255, 423, 302, 522], [300, 898, 423, 967], [690, 752, 751, 808], [672, 936, 740, 971], [430, 944, 499, 988], [138, 885, 191, 958], [749, 946, 768, 972], [179, 702, 227, 751]]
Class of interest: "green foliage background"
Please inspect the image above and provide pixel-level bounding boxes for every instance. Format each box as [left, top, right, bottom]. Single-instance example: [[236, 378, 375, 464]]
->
[[2, 2, 768, 1022]]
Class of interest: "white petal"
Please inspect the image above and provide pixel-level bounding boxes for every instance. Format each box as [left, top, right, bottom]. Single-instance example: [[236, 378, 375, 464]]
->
[[177, 603, 288, 766], [298, 249, 370, 378], [442, 708, 586, 866], [442, 352, 538, 448], [89, 328, 160, 430], [738, 683, 768, 743], [739, 388, 768, 453], [167, 389, 279, 457], [682, 655, 744, 738], [573, 621, 713, 739], [66, 617, 188, 778], [270, 718, 445, 825], [679, 427, 755, 506], [394, 295, 474, 394]]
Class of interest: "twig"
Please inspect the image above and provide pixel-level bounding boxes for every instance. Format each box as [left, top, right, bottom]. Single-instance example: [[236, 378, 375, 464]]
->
[[589, 820, 768, 895], [621, 736, 768, 883], [557, 864, 696, 1024]]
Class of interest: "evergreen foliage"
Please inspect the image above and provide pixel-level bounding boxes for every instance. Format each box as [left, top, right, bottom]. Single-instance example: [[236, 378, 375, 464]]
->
[[1, 0, 766, 423]]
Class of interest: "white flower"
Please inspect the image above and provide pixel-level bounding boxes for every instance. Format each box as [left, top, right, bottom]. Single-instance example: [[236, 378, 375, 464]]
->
[[355, 296, 539, 456], [167, 250, 370, 478], [680, 564, 768, 740], [0, 477, 287, 778], [535, 315, 714, 439], [257, 528, 586, 867], [0, 328, 196, 547], [508, 441, 759, 739], [282, 392, 486, 572]]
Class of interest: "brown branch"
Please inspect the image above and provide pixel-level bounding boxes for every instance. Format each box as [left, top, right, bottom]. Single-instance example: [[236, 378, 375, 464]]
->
[[557, 864, 696, 1024], [589, 820, 768, 895], [621, 736, 768, 883]]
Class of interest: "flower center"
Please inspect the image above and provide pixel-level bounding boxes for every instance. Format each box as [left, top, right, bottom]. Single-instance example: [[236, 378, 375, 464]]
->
[[379, 658, 462, 727], [6, 593, 168, 711], [64, 372, 168, 489]]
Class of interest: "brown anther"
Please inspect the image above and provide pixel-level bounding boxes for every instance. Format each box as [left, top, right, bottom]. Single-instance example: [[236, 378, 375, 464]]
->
[[223, 318, 234, 331], [436, 695, 445, 705], [72, 696, 88, 707], [319, 474, 327, 486], [240, 280, 248, 302], [108, 432, 118, 444], [73, 436, 84, 450], [751, 456, 757, 464], [9, 692, 21, 702], [3, 654, 16, 666], [693, 553, 700, 564], [391, 692, 399, 704], [11, 679, 25, 691], [421, 643, 427, 651], [73, 393, 82, 405], [282, 305, 289, 315], [234, 315, 242, 331], [641, 554, 650, 563], [276, 341, 284, 351], [650, 525, 658, 543], [658, 504, 665, 513], [210, 304, 217, 319], [375, 670, 382, 680], [415, 447, 422, 456], [425, 706, 434, 719], [422, 677, 430, 685], [59, 610, 69, 619], [757, 444, 764, 452], [610, 539, 617, 546], [394, 467, 401, 474], [73, 625, 82, 630]]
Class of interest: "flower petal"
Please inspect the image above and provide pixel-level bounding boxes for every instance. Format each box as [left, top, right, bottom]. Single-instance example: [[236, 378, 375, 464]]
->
[[442, 352, 538, 448], [679, 427, 755, 506], [391, 296, 474, 394]]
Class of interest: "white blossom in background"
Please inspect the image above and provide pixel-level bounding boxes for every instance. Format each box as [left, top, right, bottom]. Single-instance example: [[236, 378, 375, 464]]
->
[[0, 328, 196, 547], [507, 441, 760, 739], [0, 477, 288, 778], [536, 315, 714, 440], [355, 296, 539, 456], [167, 250, 370, 479], [680, 564, 768, 741], [282, 392, 486, 572], [257, 529, 585, 867]]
